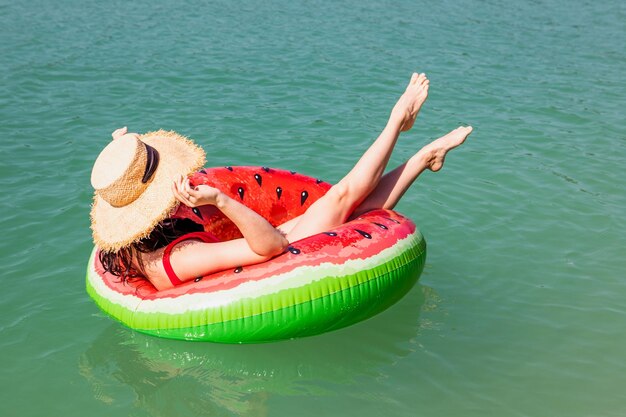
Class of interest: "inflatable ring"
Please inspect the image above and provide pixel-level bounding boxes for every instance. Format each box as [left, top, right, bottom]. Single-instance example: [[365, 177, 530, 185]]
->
[[86, 167, 427, 343]]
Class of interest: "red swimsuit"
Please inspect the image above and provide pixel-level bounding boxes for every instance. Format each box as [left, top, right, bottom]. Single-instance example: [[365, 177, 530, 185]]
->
[[162, 231, 220, 286]]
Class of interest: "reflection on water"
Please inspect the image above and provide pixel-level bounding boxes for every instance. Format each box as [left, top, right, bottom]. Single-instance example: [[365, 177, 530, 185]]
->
[[79, 285, 436, 416]]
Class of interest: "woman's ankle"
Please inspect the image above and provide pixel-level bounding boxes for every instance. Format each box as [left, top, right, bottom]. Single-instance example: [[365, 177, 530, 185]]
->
[[385, 116, 404, 133]]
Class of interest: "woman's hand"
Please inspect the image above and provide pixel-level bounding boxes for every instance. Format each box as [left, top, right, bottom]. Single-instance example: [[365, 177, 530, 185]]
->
[[172, 174, 288, 257], [172, 175, 221, 207]]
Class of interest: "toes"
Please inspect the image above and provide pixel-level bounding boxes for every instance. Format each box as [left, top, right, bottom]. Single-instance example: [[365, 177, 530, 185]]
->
[[458, 126, 473, 136], [408, 73, 429, 90]]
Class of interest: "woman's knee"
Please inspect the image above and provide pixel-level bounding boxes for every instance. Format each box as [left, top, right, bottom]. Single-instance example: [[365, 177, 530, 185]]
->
[[326, 181, 366, 217], [327, 181, 352, 205]]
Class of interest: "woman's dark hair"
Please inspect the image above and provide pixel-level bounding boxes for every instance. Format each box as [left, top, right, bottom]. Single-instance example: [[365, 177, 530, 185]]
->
[[99, 218, 203, 283]]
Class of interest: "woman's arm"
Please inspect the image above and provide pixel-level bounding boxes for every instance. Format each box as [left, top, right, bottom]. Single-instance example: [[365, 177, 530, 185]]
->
[[135, 177, 290, 291], [139, 237, 281, 291], [172, 175, 289, 257]]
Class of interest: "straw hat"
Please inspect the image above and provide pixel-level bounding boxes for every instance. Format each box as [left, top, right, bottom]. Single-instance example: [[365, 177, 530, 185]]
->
[[90, 130, 206, 252]]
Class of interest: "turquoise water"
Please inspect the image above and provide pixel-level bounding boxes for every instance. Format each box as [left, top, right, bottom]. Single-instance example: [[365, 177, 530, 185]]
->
[[1, 0, 625, 415]]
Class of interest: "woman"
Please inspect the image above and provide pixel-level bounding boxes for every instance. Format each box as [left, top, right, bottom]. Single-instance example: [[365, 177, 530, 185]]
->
[[90, 73, 472, 291]]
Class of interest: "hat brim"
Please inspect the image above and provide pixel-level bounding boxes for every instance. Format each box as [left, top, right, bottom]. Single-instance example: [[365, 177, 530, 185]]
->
[[90, 130, 206, 252]]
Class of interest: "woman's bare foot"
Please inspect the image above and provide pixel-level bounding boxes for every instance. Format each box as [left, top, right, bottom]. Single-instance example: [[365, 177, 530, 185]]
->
[[416, 126, 473, 171], [391, 73, 430, 132]]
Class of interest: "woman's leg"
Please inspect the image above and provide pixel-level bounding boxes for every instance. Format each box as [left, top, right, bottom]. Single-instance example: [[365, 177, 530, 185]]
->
[[350, 126, 473, 218], [283, 73, 430, 243], [280, 125, 474, 236]]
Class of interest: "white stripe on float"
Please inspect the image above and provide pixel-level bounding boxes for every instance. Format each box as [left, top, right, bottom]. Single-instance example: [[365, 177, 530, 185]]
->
[[87, 249, 144, 312], [87, 231, 421, 316]]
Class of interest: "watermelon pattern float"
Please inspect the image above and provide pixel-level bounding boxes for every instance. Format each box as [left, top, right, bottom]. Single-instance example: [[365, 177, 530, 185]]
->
[[86, 167, 426, 343]]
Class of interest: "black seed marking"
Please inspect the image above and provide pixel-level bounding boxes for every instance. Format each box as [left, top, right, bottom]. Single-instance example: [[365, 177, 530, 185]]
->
[[276, 186, 282, 200], [324, 232, 338, 237], [192, 207, 203, 219], [290, 170, 296, 175], [262, 166, 270, 173], [288, 246, 301, 255], [316, 179, 323, 184], [254, 173, 262, 186], [237, 187, 244, 200], [300, 190, 309, 205], [373, 222, 388, 230], [355, 229, 372, 239], [194, 277, 203, 282], [225, 166, 233, 171], [234, 266, 243, 273], [386, 217, 400, 224], [200, 169, 207, 174]]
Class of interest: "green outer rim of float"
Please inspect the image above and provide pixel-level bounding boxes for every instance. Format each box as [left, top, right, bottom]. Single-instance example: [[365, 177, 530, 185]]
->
[[86, 233, 426, 343]]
